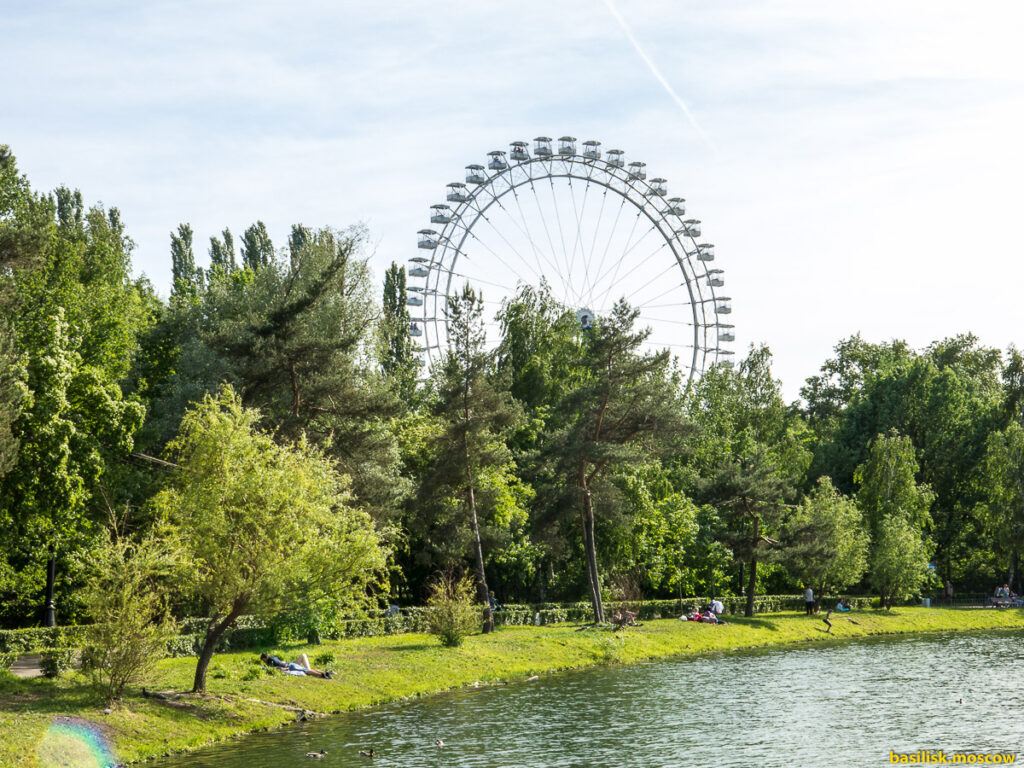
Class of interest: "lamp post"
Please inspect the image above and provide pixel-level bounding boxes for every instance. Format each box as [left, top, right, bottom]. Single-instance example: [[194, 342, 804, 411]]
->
[[43, 544, 56, 627]]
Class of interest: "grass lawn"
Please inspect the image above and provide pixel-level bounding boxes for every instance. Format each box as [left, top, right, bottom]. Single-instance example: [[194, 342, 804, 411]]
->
[[3, 606, 1024, 767]]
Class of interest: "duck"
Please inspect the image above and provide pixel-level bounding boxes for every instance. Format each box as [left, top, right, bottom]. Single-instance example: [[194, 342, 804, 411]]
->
[[956, 698, 963, 704], [359, 749, 375, 758], [305, 750, 327, 759], [435, 739, 445, 746]]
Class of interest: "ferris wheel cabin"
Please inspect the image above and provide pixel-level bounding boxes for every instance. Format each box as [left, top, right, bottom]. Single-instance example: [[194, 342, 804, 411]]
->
[[558, 136, 577, 155], [582, 140, 601, 159], [696, 244, 715, 261], [647, 178, 668, 196], [487, 150, 508, 170], [417, 230, 439, 250], [718, 324, 735, 342], [447, 182, 469, 202], [430, 204, 452, 224], [606, 149, 625, 168], [679, 219, 702, 238], [627, 161, 647, 180], [465, 165, 485, 185], [534, 136, 553, 156], [509, 141, 529, 161], [667, 197, 686, 215], [716, 297, 732, 314], [706, 269, 724, 287]]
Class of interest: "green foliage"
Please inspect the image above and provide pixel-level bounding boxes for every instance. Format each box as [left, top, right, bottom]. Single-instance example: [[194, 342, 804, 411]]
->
[[871, 515, 931, 608], [425, 572, 480, 647], [378, 261, 417, 400], [778, 477, 868, 594], [978, 422, 1024, 585], [153, 385, 387, 691], [854, 429, 934, 537], [40, 647, 75, 678], [80, 521, 179, 704]]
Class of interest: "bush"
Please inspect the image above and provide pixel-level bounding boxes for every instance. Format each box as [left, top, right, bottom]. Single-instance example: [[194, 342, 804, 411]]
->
[[313, 652, 335, 666], [80, 528, 179, 703], [425, 573, 480, 647], [0, 651, 16, 670], [40, 647, 75, 678]]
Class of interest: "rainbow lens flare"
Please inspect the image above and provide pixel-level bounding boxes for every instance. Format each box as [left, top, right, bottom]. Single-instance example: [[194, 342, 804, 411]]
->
[[37, 717, 117, 768]]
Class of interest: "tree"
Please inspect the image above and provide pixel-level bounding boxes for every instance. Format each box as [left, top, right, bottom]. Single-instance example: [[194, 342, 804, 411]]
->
[[702, 446, 792, 616], [81, 520, 179, 704], [1, 182, 150, 625], [545, 301, 688, 623], [423, 285, 522, 633], [379, 261, 417, 400], [170, 223, 202, 298], [979, 422, 1024, 592], [207, 228, 237, 279], [153, 386, 386, 692], [778, 477, 868, 596], [871, 514, 930, 608], [240, 220, 274, 270], [854, 429, 934, 540]]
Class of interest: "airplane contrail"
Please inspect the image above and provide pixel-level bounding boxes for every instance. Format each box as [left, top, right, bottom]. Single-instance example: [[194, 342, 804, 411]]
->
[[601, 0, 711, 145]]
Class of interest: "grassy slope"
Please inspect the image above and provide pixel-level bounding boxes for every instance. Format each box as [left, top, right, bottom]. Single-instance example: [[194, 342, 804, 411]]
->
[[4, 607, 1024, 767]]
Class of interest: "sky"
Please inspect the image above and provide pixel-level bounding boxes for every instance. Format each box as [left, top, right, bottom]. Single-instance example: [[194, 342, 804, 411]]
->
[[4, 0, 1024, 399]]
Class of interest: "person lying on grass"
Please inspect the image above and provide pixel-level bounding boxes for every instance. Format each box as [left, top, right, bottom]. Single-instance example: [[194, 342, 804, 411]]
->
[[260, 653, 333, 678]]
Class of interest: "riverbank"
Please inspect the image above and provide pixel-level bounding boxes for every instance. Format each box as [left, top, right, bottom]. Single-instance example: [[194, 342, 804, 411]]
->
[[4, 607, 1023, 767]]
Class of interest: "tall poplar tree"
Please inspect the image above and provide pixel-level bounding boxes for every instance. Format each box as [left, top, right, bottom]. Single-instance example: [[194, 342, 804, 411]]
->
[[424, 284, 521, 633]]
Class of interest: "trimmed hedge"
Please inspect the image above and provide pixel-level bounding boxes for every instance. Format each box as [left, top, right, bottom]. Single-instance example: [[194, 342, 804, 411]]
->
[[0, 594, 885, 656]]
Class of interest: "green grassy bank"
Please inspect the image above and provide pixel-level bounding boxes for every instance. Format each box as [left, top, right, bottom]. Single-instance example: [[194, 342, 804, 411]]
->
[[4, 607, 1024, 767]]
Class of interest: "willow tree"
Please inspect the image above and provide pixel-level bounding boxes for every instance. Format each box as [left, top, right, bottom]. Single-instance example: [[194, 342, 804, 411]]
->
[[154, 386, 386, 693]]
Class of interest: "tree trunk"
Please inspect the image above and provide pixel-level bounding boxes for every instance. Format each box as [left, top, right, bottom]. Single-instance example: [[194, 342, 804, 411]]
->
[[580, 475, 604, 624], [745, 516, 759, 617], [1011, 549, 1021, 596], [464, 438, 493, 634], [193, 602, 245, 693]]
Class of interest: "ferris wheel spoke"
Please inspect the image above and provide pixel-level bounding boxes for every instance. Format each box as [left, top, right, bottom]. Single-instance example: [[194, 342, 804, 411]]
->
[[606, 261, 680, 310], [547, 176, 578, 305], [463, 227, 539, 290], [527, 178, 575, 302], [591, 223, 665, 309], [589, 210, 643, 306], [464, 199, 547, 287], [565, 178, 592, 304], [587, 192, 628, 309], [492, 186, 569, 297], [630, 282, 690, 314]]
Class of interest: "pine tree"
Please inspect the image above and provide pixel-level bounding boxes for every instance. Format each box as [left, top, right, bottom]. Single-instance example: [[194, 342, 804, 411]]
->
[[545, 300, 688, 623]]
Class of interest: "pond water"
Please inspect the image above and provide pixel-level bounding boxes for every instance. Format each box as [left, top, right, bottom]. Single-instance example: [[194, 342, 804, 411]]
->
[[155, 631, 1024, 768]]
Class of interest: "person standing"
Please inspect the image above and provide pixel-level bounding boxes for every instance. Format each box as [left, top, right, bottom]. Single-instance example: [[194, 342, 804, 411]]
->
[[945, 579, 954, 606], [804, 586, 815, 615]]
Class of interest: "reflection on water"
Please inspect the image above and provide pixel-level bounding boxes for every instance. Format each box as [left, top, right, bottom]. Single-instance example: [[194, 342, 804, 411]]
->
[[156, 631, 1024, 768]]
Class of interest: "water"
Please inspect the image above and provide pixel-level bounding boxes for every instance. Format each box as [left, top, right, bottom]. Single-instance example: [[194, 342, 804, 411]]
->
[[155, 631, 1024, 768]]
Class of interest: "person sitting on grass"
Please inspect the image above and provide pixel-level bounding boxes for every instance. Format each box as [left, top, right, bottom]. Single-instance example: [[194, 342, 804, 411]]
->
[[260, 653, 332, 679], [489, 591, 503, 612], [836, 598, 851, 612]]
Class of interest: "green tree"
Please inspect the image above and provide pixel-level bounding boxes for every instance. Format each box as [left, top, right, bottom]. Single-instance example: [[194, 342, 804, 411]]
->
[[170, 223, 202, 298], [702, 446, 792, 616], [778, 477, 868, 595], [153, 386, 386, 692], [979, 422, 1024, 592], [378, 261, 417, 400], [545, 301, 687, 623], [207, 228, 237, 280], [854, 429, 934, 540], [81, 520, 179, 704], [240, 220, 274, 270], [423, 285, 522, 633], [871, 514, 930, 608]]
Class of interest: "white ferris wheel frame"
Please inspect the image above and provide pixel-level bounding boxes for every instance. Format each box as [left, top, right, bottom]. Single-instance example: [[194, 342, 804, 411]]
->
[[408, 138, 733, 382]]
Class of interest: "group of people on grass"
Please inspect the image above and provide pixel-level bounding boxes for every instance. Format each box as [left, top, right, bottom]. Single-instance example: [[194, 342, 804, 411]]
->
[[681, 598, 726, 625], [990, 584, 1023, 607]]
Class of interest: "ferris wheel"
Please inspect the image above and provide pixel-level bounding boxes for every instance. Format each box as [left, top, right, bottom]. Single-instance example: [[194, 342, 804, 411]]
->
[[407, 136, 734, 381]]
